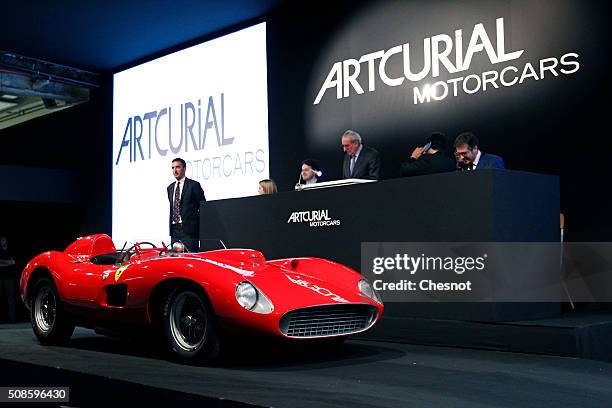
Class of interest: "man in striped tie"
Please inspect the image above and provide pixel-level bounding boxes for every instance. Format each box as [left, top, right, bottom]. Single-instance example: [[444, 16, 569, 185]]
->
[[167, 158, 206, 251]]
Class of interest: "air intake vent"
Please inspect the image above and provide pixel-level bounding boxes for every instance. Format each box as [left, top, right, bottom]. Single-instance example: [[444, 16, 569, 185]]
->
[[105, 284, 128, 307], [279, 305, 378, 338]]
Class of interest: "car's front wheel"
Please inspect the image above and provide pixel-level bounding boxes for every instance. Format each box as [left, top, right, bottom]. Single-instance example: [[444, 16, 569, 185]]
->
[[162, 287, 220, 361], [30, 278, 74, 345]]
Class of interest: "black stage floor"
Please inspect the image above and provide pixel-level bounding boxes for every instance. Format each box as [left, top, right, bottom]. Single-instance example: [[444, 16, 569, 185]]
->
[[363, 312, 612, 362], [1, 323, 611, 407]]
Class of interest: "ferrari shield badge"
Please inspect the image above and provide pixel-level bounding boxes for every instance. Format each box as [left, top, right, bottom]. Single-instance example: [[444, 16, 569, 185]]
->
[[114, 264, 130, 281]]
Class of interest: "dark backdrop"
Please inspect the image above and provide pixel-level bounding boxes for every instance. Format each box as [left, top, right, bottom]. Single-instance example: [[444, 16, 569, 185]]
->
[[0, 75, 112, 259], [267, 0, 611, 241]]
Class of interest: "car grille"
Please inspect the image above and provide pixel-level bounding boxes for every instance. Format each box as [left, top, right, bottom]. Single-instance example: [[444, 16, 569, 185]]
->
[[279, 305, 378, 338]]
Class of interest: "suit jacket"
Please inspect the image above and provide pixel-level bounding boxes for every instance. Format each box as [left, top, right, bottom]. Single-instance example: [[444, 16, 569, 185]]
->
[[475, 152, 505, 169], [167, 178, 206, 236], [342, 145, 381, 180], [400, 151, 456, 177]]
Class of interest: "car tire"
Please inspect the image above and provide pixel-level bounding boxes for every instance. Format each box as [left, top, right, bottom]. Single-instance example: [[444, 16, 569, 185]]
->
[[162, 287, 220, 361], [30, 277, 74, 345]]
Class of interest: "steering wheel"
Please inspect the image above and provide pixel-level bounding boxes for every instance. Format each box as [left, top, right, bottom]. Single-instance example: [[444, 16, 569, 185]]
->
[[118, 242, 158, 263], [137, 242, 156, 249]]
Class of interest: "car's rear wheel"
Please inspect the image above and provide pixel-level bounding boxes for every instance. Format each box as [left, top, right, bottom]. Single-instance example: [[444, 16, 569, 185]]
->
[[30, 278, 74, 345], [162, 287, 220, 361]]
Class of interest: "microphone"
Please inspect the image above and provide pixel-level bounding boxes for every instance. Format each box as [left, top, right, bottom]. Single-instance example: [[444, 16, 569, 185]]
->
[[295, 168, 323, 190]]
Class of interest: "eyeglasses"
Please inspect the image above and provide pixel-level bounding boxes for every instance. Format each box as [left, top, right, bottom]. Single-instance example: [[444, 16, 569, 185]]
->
[[454, 151, 470, 157]]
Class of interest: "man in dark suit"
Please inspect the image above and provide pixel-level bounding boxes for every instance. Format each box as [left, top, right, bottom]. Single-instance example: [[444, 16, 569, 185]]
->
[[454, 132, 505, 170], [400, 132, 456, 177], [167, 158, 206, 251], [341, 130, 381, 180]]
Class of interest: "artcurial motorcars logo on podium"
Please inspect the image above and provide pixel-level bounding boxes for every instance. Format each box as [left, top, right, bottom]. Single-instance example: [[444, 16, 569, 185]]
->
[[287, 209, 341, 227]]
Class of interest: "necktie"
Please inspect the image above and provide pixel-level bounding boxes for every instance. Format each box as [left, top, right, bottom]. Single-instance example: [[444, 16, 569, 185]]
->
[[350, 155, 356, 176], [172, 181, 181, 224]]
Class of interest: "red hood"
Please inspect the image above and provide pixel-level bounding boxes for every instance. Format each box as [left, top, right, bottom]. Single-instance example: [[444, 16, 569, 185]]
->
[[193, 249, 266, 274], [247, 263, 371, 311]]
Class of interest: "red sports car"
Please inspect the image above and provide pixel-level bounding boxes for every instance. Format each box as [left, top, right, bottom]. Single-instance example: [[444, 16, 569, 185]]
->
[[19, 234, 383, 361]]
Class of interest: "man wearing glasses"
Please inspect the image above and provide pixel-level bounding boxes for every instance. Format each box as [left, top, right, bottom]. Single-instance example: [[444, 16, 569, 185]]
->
[[454, 132, 505, 171], [341, 130, 381, 180]]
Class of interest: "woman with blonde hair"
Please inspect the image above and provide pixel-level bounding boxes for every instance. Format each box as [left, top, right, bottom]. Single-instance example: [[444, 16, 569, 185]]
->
[[258, 179, 277, 195]]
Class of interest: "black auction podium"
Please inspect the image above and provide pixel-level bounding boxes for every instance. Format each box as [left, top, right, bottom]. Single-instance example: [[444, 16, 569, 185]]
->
[[201, 170, 560, 321]]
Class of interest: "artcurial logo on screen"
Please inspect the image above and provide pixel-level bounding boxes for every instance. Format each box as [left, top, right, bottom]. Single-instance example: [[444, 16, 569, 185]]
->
[[314, 18, 580, 105], [115, 93, 266, 175], [113, 22, 269, 243]]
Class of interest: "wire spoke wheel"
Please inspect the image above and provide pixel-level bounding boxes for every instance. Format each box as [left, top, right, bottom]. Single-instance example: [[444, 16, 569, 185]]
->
[[170, 291, 208, 351], [34, 286, 56, 333], [163, 287, 220, 361], [30, 277, 74, 345]]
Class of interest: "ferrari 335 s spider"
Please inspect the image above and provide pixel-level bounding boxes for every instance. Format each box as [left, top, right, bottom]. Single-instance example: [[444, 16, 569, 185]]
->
[[19, 234, 383, 361]]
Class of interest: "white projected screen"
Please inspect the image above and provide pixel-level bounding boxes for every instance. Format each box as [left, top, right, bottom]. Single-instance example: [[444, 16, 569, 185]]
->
[[113, 23, 269, 244]]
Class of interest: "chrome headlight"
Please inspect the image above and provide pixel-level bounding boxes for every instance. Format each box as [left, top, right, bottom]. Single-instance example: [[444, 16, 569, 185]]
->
[[235, 281, 274, 314], [359, 279, 382, 304], [236, 282, 258, 310]]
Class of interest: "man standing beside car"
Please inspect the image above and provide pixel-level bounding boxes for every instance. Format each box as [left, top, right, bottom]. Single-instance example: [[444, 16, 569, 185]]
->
[[168, 158, 206, 252]]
